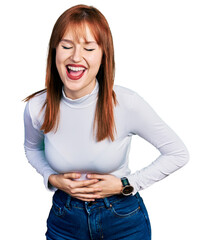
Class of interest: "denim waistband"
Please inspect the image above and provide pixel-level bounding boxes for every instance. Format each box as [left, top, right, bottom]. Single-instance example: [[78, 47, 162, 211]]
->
[[54, 190, 142, 209]]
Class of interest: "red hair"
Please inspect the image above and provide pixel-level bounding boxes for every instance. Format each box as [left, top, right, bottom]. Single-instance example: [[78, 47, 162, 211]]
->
[[24, 4, 117, 142]]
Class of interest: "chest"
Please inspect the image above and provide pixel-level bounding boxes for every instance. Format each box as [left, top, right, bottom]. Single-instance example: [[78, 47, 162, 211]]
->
[[44, 104, 132, 173]]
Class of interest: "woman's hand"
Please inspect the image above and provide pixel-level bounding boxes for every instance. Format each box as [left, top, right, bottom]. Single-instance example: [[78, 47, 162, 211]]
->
[[48, 173, 102, 202], [86, 174, 123, 198]]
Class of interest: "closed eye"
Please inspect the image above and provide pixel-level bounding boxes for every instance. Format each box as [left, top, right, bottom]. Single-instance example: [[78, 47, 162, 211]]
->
[[84, 48, 95, 51], [62, 46, 72, 50]]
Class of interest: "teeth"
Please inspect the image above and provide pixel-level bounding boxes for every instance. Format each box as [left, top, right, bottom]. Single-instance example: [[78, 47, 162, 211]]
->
[[67, 66, 86, 71]]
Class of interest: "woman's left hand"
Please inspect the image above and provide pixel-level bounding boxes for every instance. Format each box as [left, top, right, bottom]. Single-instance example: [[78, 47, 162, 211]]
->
[[86, 174, 123, 198]]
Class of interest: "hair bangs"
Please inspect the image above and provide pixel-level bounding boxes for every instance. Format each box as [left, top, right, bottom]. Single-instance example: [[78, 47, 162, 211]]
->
[[63, 20, 101, 46]]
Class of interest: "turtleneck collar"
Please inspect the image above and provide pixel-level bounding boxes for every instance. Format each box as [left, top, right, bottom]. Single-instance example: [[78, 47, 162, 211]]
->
[[61, 80, 99, 108]]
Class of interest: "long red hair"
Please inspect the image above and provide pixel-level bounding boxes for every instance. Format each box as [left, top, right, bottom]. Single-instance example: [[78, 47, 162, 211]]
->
[[24, 4, 117, 142]]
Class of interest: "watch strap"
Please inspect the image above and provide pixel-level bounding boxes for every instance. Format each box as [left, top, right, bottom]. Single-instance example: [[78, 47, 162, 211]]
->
[[121, 177, 130, 187]]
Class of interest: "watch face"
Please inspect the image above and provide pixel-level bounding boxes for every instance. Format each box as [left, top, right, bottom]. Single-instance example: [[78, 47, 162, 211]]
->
[[123, 185, 134, 195]]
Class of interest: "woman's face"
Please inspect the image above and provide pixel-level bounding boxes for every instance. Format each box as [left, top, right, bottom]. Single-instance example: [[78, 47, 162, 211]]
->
[[56, 24, 103, 99]]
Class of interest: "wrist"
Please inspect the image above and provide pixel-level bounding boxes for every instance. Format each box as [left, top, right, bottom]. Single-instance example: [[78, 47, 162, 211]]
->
[[118, 178, 123, 194], [48, 174, 57, 188]]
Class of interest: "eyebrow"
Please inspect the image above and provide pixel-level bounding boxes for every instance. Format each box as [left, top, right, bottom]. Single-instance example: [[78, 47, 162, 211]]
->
[[61, 39, 97, 44]]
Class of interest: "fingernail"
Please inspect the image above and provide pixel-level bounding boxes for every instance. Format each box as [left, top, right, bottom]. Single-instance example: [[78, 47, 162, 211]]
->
[[87, 174, 91, 178]]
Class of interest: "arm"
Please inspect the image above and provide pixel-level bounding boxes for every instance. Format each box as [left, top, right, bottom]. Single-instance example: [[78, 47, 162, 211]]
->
[[24, 101, 103, 201], [125, 93, 189, 194], [24, 101, 58, 191], [83, 92, 189, 197]]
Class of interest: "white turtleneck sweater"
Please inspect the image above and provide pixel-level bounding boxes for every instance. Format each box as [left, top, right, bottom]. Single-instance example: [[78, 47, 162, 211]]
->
[[24, 80, 189, 195]]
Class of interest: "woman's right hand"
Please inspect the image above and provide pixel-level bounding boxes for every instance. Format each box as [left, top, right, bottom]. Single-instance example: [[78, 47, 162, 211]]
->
[[48, 173, 102, 202]]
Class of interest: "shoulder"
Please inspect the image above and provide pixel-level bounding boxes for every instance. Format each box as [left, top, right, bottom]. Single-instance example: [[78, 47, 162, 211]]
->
[[27, 91, 46, 112], [25, 91, 47, 127], [113, 84, 144, 106], [113, 84, 155, 116], [114, 84, 137, 96]]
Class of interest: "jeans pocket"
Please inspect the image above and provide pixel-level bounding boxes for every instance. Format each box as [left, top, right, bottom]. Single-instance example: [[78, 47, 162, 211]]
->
[[51, 200, 67, 217], [110, 195, 141, 218], [50, 190, 72, 218]]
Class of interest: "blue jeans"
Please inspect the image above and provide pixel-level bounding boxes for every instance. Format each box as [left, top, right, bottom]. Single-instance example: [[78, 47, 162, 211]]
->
[[46, 190, 151, 240]]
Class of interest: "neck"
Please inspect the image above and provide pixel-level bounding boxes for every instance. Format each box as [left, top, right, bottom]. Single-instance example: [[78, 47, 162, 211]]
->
[[63, 79, 96, 100]]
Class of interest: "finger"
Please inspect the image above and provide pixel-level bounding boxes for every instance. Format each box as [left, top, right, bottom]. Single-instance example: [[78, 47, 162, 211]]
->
[[78, 198, 94, 202], [77, 197, 95, 202], [86, 173, 106, 180], [64, 172, 81, 179], [72, 179, 99, 188], [72, 193, 101, 199], [71, 187, 102, 194]]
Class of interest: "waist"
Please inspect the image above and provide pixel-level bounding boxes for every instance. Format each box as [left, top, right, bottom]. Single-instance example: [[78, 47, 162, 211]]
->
[[53, 189, 141, 209]]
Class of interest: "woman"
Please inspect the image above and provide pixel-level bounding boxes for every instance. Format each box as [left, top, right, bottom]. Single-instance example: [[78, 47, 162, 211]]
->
[[24, 4, 189, 240]]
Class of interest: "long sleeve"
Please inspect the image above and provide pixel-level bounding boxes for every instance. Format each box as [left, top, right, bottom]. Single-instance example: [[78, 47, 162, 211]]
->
[[125, 93, 189, 194], [24, 101, 58, 191], [23, 83, 189, 194]]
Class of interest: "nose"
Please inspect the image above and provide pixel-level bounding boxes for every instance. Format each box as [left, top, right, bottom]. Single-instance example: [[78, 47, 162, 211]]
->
[[71, 46, 82, 62]]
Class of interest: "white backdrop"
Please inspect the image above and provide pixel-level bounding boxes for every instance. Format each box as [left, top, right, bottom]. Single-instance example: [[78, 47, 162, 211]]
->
[[1, 0, 210, 239]]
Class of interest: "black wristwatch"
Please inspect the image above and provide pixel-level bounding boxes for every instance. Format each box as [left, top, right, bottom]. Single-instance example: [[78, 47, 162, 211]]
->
[[121, 177, 134, 196]]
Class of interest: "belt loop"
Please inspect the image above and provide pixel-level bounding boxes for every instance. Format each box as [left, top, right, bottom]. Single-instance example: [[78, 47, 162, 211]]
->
[[103, 197, 111, 208], [65, 194, 72, 209], [135, 192, 142, 203]]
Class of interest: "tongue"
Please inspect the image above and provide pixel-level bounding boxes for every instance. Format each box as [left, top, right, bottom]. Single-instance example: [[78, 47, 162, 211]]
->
[[69, 70, 83, 76]]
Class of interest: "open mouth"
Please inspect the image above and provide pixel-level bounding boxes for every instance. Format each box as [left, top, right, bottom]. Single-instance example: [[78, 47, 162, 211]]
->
[[66, 65, 87, 80]]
